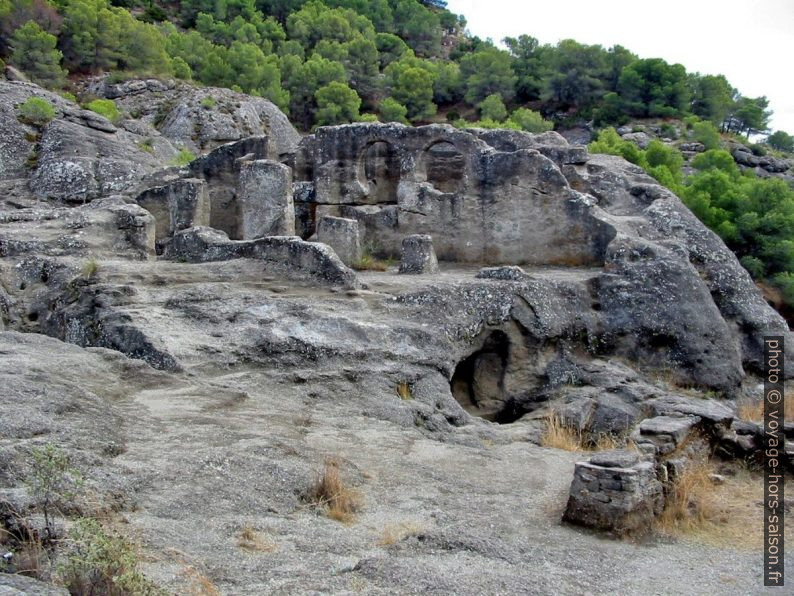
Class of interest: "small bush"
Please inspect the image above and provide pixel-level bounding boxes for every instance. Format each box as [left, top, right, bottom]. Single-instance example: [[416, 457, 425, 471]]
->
[[57, 518, 161, 595], [659, 123, 679, 139], [200, 96, 216, 110], [26, 444, 83, 540], [17, 97, 56, 127], [59, 91, 78, 103], [170, 149, 196, 167], [691, 121, 722, 150], [508, 107, 554, 133], [84, 99, 121, 123], [307, 457, 362, 523], [138, 138, 154, 153], [82, 259, 100, 279]]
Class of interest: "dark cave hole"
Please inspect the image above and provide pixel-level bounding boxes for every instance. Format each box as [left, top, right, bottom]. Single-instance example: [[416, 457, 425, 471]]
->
[[450, 330, 524, 424]]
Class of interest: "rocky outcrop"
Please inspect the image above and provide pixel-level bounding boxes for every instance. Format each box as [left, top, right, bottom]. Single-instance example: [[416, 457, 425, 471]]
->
[[85, 77, 300, 157], [165, 227, 359, 288]]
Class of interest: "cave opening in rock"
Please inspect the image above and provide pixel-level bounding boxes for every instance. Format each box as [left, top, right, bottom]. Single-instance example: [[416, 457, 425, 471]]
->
[[450, 330, 522, 424]]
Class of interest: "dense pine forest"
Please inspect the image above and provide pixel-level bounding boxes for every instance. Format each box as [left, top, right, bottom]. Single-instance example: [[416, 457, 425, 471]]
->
[[3, 0, 794, 311]]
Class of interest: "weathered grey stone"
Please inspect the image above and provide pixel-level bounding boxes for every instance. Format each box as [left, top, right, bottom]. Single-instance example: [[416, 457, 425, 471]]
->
[[564, 455, 663, 533], [399, 235, 438, 275], [237, 159, 294, 239], [475, 266, 527, 281], [646, 395, 734, 433], [135, 178, 210, 242], [87, 77, 300, 157], [316, 216, 361, 266], [632, 415, 700, 455], [621, 132, 652, 148], [165, 227, 359, 288], [0, 199, 155, 259]]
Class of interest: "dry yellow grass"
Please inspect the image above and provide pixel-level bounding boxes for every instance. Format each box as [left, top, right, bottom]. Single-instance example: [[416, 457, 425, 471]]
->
[[540, 412, 620, 452], [237, 525, 277, 553], [655, 460, 772, 548], [181, 565, 220, 596], [736, 397, 794, 422], [308, 457, 363, 524], [396, 381, 412, 401], [377, 522, 425, 546]]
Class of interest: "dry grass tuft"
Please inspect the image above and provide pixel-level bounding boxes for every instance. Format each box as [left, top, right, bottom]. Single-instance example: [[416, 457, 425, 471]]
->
[[377, 522, 425, 546], [736, 397, 794, 422], [655, 460, 768, 548], [237, 525, 277, 553], [352, 254, 390, 272], [308, 457, 363, 524], [181, 565, 220, 596], [540, 412, 621, 452], [396, 381, 413, 401]]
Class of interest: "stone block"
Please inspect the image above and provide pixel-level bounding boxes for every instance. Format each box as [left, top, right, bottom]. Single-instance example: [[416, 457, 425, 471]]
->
[[316, 216, 361, 266], [399, 235, 438, 275], [238, 159, 295, 239]]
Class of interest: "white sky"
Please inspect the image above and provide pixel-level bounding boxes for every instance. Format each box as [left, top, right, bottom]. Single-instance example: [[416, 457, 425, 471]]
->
[[446, 0, 794, 134]]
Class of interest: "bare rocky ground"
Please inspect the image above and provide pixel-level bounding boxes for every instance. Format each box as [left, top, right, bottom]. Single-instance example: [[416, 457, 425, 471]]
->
[[1, 259, 790, 594]]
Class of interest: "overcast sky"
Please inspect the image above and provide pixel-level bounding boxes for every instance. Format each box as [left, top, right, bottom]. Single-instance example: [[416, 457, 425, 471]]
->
[[446, 0, 794, 134]]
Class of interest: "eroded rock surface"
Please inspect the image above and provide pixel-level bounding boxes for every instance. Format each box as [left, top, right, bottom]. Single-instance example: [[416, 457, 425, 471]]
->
[[1, 78, 792, 594]]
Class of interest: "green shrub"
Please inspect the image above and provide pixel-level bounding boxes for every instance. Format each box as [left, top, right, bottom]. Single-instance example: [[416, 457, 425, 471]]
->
[[170, 149, 196, 166], [200, 96, 216, 109], [26, 444, 83, 540], [740, 256, 765, 278], [767, 130, 794, 153], [379, 97, 409, 124], [508, 108, 554, 133], [446, 110, 460, 122], [59, 91, 78, 103], [84, 99, 121, 123], [692, 121, 722, 150], [683, 115, 700, 130], [659, 123, 679, 139], [357, 113, 378, 122], [58, 518, 162, 595], [17, 97, 56, 126], [478, 93, 507, 122]]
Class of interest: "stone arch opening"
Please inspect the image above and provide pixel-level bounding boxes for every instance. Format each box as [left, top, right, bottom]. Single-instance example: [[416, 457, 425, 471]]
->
[[360, 141, 399, 204], [451, 330, 521, 423], [419, 140, 465, 194]]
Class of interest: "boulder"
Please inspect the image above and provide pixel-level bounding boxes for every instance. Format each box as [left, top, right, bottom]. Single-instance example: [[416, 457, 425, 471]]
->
[[621, 132, 652, 149], [399, 235, 439, 275], [316, 216, 362, 266], [166, 227, 360, 288]]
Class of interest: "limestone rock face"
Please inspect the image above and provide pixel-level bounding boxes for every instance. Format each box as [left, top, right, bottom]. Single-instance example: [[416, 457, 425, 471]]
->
[[296, 123, 614, 267], [238, 160, 294, 239], [316, 215, 361, 266], [86, 77, 300, 157], [399, 235, 439, 274], [135, 178, 210, 243]]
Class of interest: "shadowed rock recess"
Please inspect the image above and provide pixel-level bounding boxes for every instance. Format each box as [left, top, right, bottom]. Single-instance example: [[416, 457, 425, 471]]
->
[[1, 78, 792, 594]]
